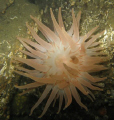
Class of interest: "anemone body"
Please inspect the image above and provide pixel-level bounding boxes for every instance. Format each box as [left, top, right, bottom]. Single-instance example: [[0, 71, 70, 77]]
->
[[14, 8, 108, 117]]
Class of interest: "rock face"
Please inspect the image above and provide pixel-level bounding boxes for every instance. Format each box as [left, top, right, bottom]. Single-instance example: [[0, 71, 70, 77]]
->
[[0, 0, 14, 14]]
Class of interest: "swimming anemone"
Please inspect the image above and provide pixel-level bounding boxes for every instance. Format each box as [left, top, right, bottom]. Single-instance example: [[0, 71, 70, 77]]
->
[[13, 8, 108, 118]]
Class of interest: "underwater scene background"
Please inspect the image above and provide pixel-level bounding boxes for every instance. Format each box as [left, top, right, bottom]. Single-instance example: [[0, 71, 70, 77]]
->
[[0, 0, 114, 120]]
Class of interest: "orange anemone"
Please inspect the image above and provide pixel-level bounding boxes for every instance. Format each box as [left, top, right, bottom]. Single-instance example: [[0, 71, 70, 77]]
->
[[13, 8, 108, 118]]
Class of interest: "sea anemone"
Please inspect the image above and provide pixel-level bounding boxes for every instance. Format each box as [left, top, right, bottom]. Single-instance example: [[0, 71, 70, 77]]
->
[[13, 8, 108, 118]]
